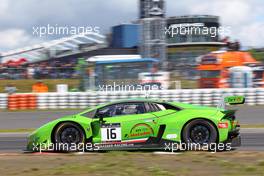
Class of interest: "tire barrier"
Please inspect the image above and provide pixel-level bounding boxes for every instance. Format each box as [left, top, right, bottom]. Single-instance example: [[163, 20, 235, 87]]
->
[[35, 88, 264, 109], [1, 88, 264, 110], [7, 94, 37, 110], [0, 94, 8, 109]]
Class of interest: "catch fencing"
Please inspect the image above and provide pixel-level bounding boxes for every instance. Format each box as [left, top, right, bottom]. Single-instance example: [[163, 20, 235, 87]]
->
[[1, 88, 264, 110]]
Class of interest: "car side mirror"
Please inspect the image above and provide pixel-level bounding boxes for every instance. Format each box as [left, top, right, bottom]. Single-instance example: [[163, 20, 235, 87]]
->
[[99, 116, 104, 122], [96, 112, 106, 123]]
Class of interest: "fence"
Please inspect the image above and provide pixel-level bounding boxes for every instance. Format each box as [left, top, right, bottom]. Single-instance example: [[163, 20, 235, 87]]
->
[[1, 88, 264, 110]]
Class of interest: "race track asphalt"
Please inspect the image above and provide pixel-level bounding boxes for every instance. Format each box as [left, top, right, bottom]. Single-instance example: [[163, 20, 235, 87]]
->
[[0, 106, 263, 130]]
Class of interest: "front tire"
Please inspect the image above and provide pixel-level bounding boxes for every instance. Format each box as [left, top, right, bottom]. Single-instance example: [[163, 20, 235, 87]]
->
[[182, 119, 217, 146], [53, 122, 85, 151]]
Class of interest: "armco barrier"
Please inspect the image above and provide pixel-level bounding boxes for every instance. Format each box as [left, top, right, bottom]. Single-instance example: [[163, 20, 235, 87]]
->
[[3, 88, 264, 110]]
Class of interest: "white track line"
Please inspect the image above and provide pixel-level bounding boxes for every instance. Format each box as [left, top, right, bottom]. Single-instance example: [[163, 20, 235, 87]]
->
[[240, 128, 264, 133]]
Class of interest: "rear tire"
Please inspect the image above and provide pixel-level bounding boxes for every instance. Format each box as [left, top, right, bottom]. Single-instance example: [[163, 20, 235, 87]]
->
[[182, 119, 218, 149], [53, 122, 85, 152]]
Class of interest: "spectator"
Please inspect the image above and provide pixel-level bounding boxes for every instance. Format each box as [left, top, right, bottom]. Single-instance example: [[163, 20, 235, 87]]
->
[[0, 59, 78, 80], [27, 66, 35, 79], [32, 80, 49, 93], [4, 84, 17, 94]]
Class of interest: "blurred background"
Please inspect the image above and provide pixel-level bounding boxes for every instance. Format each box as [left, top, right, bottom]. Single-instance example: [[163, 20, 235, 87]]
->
[[0, 0, 264, 93], [0, 3, 264, 173]]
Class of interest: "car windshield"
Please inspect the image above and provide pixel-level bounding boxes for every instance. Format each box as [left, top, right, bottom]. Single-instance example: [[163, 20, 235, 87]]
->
[[95, 102, 146, 118]]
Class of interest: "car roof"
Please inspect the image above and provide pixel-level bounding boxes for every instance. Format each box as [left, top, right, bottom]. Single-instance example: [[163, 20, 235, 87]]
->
[[97, 99, 217, 110]]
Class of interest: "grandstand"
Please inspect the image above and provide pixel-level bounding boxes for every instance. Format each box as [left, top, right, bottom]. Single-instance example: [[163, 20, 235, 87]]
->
[[0, 32, 134, 80], [0, 31, 140, 80], [0, 32, 107, 64]]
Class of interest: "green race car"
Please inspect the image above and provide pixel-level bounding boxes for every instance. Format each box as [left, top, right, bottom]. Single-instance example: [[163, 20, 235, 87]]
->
[[27, 96, 244, 152]]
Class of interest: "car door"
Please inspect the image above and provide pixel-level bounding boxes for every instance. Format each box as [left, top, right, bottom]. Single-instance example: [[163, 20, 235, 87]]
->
[[91, 102, 159, 144]]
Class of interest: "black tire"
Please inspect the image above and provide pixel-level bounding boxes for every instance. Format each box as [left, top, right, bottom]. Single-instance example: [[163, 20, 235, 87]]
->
[[182, 119, 217, 146], [53, 122, 85, 152]]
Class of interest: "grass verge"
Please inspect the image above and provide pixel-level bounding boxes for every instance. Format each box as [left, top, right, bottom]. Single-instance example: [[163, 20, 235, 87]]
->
[[0, 151, 264, 176]]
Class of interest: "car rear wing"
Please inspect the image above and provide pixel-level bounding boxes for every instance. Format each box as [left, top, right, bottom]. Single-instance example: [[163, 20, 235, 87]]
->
[[221, 109, 237, 120], [217, 95, 245, 110]]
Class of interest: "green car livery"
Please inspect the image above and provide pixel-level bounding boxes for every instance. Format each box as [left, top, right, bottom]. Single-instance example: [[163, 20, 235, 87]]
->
[[27, 97, 243, 152]]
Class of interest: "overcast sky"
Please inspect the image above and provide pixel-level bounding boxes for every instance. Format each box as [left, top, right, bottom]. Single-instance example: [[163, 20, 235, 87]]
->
[[0, 0, 264, 52]]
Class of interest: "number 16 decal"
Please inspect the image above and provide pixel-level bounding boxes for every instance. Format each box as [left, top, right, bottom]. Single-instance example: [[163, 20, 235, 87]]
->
[[101, 123, 121, 142], [107, 128, 117, 139]]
